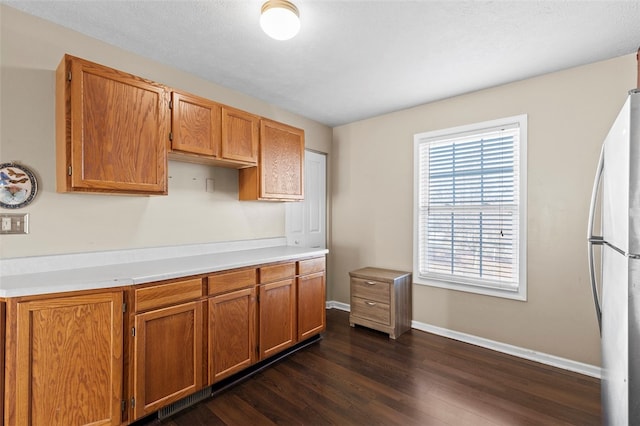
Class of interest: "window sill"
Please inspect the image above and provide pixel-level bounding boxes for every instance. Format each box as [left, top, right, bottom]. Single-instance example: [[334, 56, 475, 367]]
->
[[414, 274, 527, 301]]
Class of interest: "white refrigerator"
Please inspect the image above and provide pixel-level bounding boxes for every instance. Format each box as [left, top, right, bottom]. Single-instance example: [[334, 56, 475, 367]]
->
[[588, 89, 640, 425]]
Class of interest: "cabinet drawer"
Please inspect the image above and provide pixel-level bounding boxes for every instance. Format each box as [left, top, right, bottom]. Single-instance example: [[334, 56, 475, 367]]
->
[[297, 257, 325, 275], [351, 278, 390, 303], [208, 268, 256, 295], [351, 297, 390, 325], [135, 278, 203, 312], [259, 262, 296, 283]]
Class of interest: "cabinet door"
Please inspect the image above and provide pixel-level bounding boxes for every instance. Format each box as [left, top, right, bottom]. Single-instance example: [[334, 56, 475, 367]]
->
[[221, 107, 259, 164], [12, 292, 123, 426], [258, 279, 296, 359], [262, 119, 305, 200], [57, 55, 169, 195], [239, 119, 304, 200], [208, 287, 256, 384], [132, 301, 203, 420], [171, 91, 221, 156], [297, 271, 326, 340]]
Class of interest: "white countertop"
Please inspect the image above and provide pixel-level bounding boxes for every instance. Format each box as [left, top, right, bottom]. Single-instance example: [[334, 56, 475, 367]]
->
[[0, 244, 328, 298]]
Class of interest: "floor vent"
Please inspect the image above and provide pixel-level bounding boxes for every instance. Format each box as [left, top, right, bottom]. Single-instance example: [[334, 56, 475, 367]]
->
[[157, 386, 212, 420]]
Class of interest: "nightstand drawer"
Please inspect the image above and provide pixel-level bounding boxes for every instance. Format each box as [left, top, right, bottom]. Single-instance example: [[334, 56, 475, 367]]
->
[[351, 277, 390, 303], [351, 297, 390, 325]]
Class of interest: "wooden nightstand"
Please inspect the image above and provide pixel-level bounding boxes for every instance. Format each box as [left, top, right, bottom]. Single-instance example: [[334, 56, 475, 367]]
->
[[349, 267, 412, 339]]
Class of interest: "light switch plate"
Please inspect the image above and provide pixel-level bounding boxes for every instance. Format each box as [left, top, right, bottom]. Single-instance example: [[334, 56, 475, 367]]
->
[[0, 213, 29, 234]]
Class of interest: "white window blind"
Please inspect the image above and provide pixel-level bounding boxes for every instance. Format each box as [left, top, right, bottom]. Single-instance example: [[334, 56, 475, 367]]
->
[[414, 116, 526, 300]]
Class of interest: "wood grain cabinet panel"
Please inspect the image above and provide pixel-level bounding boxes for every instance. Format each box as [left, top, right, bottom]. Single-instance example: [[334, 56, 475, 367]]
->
[[168, 102, 259, 168], [296, 257, 326, 341], [134, 278, 203, 312], [131, 301, 203, 420], [297, 257, 325, 275], [208, 268, 256, 295], [56, 54, 169, 195], [259, 262, 296, 283], [297, 271, 326, 340], [258, 278, 296, 360], [239, 119, 304, 201], [7, 291, 123, 426], [170, 91, 221, 157], [221, 107, 259, 165], [208, 287, 256, 384]]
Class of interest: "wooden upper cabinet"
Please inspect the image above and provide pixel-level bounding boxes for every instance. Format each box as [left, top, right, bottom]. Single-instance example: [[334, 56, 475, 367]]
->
[[221, 107, 259, 165], [239, 119, 304, 201], [56, 54, 169, 195], [170, 91, 221, 157], [168, 96, 258, 168]]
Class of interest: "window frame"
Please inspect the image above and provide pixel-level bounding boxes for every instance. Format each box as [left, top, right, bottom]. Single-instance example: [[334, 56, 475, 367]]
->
[[413, 114, 527, 301]]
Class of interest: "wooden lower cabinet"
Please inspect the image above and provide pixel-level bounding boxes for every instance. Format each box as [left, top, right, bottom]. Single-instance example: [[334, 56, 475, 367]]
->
[[297, 271, 326, 340], [1, 256, 327, 425], [5, 290, 123, 426], [297, 257, 327, 341], [258, 278, 297, 360], [0, 300, 5, 424], [131, 300, 203, 420], [207, 268, 257, 384], [208, 287, 256, 383]]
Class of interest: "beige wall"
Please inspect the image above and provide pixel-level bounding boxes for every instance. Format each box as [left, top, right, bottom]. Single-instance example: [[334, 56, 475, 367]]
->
[[0, 5, 332, 258], [331, 53, 637, 366]]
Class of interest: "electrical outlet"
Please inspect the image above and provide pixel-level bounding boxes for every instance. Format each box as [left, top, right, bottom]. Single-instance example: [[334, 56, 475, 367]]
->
[[0, 213, 29, 234]]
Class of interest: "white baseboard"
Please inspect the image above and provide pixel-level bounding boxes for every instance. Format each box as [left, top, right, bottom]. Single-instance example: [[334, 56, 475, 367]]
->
[[325, 301, 601, 379], [326, 300, 350, 311]]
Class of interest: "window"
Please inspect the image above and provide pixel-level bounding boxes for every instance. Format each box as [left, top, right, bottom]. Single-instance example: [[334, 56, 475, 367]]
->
[[413, 115, 527, 300]]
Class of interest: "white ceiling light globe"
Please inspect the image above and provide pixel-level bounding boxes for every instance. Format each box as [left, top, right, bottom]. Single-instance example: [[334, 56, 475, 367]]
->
[[260, 0, 300, 41]]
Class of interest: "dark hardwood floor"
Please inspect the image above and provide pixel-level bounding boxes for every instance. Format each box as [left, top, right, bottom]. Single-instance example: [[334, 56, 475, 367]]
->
[[135, 309, 601, 425]]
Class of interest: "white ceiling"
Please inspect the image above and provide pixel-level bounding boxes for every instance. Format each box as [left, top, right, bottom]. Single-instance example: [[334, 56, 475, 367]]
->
[[5, 0, 640, 127]]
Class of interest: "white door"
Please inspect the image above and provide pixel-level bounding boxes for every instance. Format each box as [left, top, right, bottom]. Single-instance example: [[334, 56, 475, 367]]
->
[[286, 150, 326, 248]]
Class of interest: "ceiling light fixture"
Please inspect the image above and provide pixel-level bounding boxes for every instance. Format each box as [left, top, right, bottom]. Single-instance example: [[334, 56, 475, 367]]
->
[[260, 0, 300, 41]]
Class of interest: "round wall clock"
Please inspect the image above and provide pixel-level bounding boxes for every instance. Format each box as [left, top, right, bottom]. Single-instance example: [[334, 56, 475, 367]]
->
[[0, 163, 38, 209]]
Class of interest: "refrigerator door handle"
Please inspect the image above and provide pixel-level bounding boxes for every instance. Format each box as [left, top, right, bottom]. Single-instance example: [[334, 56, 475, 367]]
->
[[588, 144, 605, 333]]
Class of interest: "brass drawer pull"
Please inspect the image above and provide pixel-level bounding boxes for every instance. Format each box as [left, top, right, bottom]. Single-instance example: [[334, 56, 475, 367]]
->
[[364, 301, 377, 307], [364, 281, 377, 286]]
